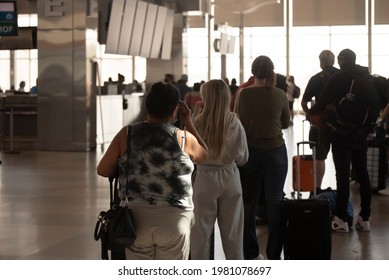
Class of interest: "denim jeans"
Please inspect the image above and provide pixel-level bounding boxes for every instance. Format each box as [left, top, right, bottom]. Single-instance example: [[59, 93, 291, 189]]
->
[[239, 144, 288, 260], [331, 130, 372, 220]]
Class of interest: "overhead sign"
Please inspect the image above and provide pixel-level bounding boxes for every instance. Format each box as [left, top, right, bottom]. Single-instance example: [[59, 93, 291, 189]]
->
[[0, 1, 18, 36]]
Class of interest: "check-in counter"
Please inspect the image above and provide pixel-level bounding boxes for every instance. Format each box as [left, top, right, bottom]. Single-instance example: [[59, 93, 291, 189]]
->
[[0, 93, 145, 151], [96, 93, 146, 149], [0, 95, 38, 151]]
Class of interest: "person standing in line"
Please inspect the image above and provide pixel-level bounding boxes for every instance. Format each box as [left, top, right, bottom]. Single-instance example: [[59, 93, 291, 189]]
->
[[286, 75, 300, 125], [309, 48, 379, 232], [184, 82, 202, 111], [97, 82, 208, 260], [164, 73, 176, 85], [301, 50, 339, 190], [236, 55, 290, 260], [190, 79, 249, 260], [176, 74, 192, 101], [229, 78, 239, 96], [230, 76, 255, 112]]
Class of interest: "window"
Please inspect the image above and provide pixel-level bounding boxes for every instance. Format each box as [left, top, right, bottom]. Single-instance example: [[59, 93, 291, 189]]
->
[[0, 13, 37, 91]]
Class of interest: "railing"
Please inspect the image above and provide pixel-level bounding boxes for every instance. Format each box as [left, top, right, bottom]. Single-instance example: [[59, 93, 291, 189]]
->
[[0, 95, 37, 152]]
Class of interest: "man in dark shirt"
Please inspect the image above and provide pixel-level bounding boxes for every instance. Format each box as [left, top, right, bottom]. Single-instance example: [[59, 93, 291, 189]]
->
[[302, 50, 339, 190], [176, 74, 192, 101], [309, 48, 379, 233]]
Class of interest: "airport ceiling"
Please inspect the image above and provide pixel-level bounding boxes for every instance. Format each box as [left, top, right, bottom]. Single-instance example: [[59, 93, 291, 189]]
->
[[143, 0, 284, 27]]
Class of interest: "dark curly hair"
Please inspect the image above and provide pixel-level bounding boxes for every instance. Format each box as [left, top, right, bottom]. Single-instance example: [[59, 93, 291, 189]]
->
[[146, 82, 179, 118]]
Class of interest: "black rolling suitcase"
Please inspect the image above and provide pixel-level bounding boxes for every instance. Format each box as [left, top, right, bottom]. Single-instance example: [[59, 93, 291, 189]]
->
[[366, 130, 387, 193], [282, 141, 332, 260]]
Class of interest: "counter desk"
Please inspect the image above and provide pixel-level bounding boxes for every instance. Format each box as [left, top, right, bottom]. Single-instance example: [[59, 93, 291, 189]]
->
[[96, 93, 145, 150], [0, 95, 38, 151], [0, 93, 145, 151]]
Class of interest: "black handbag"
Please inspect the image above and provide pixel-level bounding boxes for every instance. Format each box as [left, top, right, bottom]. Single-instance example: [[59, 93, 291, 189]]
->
[[94, 125, 136, 259]]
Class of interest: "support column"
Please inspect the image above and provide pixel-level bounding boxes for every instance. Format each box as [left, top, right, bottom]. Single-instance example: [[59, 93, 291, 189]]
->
[[37, 0, 97, 151]]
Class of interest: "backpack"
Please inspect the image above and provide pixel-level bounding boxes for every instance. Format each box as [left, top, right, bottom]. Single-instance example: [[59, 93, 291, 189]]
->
[[292, 86, 301, 99], [316, 187, 354, 228], [334, 73, 380, 131], [372, 74, 389, 110]]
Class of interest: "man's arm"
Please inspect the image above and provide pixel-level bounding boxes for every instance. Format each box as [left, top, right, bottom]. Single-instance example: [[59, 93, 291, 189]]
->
[[309, 74, 345, 115]]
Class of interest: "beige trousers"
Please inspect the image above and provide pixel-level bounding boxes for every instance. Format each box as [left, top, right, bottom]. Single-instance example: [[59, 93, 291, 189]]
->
[[190, 165, 244, 260], [125, 204, 194, 260]]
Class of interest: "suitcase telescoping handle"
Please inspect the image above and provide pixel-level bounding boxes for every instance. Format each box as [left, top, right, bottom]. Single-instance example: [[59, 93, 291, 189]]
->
[[296, 141, 317, 199], [302, 119, 311, 155]]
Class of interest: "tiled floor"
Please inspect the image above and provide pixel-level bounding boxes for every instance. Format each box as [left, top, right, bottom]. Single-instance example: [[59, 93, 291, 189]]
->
[[1, 114, 389, 260]]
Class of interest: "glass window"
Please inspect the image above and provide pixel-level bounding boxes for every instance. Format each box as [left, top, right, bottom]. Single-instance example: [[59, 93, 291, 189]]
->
[[8, 14, 39, 92], [134, 56, 146, 84], [96, 45, 133, 85], [0, 51, 11, 91], [242, 27, 286, 80], [15, 50, 37, 90], [371, 24, 389, 75], [186, 28, 209, 83], [17, 14, 37, 27]]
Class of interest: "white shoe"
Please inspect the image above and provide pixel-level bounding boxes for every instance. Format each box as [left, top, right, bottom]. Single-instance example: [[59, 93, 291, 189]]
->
[[356, 215, 370, 232], [331, 216, 349, 232], [249, 254, 265, 260], [378, 187, 389, 196]]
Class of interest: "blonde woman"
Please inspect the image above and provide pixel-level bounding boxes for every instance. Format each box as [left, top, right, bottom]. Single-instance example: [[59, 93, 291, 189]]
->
[[190, 79, 249, 259]]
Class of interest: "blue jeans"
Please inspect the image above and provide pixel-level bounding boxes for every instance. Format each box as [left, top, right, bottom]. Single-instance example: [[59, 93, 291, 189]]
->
[[239, 144, 288, 260], [332, 130, 371, 220]]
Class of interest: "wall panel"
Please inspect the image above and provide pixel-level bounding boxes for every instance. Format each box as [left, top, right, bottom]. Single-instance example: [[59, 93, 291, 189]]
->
[[293, 0, 365, 26], [375, 0, 389, 24]]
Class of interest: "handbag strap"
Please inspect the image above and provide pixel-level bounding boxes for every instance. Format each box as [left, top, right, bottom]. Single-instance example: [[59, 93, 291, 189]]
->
[[125, 125, 132, 198]]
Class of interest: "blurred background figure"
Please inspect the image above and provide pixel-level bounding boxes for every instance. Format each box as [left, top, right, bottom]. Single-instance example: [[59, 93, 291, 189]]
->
[[184, 82, 202, 111], [286, 75, 300, 125], [176, 74, 192, 101], [229, 78, 239, 96], [164, 73, 176, 85], [18, 81, 26, 92], [30, 78, 38, 95]]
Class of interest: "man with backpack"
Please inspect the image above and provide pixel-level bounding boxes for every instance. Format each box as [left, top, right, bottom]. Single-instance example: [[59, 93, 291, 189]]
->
[[302, 50, 339, 190], [309, 48, 380, 233]]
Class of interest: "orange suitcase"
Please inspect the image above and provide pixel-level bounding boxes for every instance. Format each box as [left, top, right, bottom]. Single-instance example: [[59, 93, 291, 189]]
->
[[292, 141, 317, 195]]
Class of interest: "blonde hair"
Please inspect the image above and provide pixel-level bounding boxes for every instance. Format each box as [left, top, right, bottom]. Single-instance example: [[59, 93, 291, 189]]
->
[[319, 50, 335, 67], [193, 79, 235, 159]]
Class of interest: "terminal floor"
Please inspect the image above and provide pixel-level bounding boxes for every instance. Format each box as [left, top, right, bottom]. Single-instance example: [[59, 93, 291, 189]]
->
[[1, 114, 389, 260]]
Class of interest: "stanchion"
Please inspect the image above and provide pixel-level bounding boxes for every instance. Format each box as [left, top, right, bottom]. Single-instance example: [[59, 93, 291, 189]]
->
[[6, 107, 20, 154]]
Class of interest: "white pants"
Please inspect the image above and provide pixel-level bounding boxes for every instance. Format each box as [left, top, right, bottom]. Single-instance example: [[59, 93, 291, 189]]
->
[[190, 165, 244, 260], [125, 205, 194, 260]]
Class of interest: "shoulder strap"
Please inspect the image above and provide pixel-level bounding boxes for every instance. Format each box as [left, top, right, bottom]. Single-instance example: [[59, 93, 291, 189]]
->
[[348, 79, 355, 92], [180, 130, 186, 150], [125, 125, 132, 198]]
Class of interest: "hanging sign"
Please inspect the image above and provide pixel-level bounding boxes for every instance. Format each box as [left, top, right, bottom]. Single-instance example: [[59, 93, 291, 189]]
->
[[0, 1, 18, 36]]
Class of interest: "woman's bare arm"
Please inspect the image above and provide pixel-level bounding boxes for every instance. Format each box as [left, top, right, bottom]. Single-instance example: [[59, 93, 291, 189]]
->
[[97, 126, 127, 177], [178, 101, 208, 163]]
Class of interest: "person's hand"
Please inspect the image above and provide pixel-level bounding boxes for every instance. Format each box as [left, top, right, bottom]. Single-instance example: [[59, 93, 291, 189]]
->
[[178, 101, 192, 127]]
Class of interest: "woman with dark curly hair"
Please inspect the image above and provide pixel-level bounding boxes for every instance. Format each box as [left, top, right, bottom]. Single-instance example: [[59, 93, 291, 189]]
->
[[97, 82, 208, 260]]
